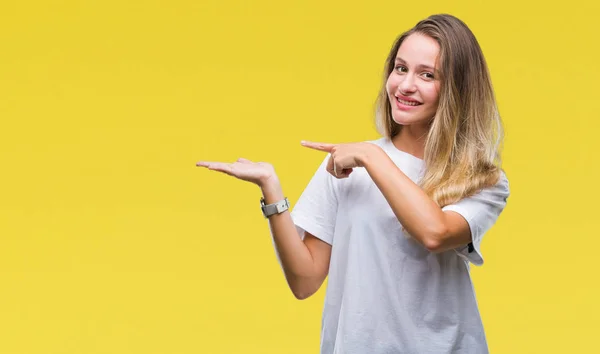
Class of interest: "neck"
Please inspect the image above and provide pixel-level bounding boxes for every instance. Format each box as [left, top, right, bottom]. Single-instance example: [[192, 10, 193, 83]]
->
[[391, 124, 429, 159]]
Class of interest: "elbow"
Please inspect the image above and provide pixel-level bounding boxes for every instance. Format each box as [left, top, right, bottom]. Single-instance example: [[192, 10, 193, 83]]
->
[[421, 226, 449, 253], [292, 290, 313, 300], [288, 278, 320, 300], [291, 286, 316, 300], [422, 238, 444, 253]]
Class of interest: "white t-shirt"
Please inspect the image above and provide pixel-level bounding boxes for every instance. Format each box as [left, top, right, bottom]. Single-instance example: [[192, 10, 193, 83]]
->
[[289, 137, 510, 354]]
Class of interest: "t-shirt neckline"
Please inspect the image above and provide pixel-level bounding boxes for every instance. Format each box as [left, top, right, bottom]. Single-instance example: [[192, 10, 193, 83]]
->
[[382, 137, 425, 165]]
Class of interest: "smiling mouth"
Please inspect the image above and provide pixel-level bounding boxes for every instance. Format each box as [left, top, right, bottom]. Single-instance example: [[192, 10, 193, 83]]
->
[[396, 97, 421, 106]]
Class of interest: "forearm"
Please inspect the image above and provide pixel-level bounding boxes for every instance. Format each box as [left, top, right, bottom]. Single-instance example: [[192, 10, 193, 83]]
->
[[260, 179, 321, 290], [362, 149, 448, 251]]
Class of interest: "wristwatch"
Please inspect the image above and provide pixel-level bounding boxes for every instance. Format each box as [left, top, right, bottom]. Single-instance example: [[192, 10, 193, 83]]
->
[[260, 197, 290, 218]]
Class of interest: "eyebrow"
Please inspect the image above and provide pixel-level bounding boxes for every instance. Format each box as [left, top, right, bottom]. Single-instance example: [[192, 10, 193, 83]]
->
[[395, 57, 436, 71]]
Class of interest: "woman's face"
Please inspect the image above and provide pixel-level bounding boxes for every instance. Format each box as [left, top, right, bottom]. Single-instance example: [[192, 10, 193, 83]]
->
[[386, 33, 441, 127]]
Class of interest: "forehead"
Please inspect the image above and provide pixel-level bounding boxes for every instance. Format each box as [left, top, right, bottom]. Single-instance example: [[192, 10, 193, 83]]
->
[[396, 33, 440, 67]]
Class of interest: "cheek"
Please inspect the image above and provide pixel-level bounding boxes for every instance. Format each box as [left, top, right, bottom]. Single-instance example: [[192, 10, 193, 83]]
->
[[385, 76, 393, 95], [386, 74, 398, 93], [423, 85, 440, 105]]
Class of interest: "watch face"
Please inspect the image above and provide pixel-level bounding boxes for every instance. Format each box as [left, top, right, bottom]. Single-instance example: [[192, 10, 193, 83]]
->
[[260, 198, 288, 218]]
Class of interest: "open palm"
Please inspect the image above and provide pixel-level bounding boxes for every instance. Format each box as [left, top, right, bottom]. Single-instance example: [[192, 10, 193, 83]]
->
[[196, 158, 275, 186]]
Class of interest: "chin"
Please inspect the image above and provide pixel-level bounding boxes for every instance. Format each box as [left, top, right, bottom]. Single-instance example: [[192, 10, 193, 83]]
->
[[392, 113, 418, 126], [392, 111, 434, 127]]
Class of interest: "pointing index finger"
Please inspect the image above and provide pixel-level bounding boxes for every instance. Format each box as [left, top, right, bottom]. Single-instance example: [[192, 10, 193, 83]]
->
[[301, 140, 336, 152]]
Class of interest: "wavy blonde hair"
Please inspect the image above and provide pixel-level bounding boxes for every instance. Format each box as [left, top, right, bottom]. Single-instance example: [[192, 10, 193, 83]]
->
[[375, 14, 504, 207]]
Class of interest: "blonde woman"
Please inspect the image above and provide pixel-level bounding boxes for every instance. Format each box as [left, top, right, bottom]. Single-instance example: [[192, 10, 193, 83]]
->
[[197, 13, 509, 354]]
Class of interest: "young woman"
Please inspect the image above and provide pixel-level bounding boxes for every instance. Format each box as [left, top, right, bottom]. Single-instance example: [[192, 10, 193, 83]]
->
[[197, 13, 509, 354]]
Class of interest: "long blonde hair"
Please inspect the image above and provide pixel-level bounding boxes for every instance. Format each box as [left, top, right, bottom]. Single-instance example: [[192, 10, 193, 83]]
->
[[375, 14, 504, 207]]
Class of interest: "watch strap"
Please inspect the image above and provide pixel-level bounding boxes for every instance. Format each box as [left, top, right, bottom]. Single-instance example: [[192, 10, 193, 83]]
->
[[260, 197, 290, 218]]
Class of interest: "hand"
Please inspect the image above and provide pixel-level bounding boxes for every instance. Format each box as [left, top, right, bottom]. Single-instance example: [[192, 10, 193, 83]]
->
[[301, 140, 377, 179], [196, 158, 277, 187]]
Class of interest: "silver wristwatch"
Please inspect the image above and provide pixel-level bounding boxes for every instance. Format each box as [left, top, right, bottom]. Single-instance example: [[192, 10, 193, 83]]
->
[[260, 197, 290, 218]]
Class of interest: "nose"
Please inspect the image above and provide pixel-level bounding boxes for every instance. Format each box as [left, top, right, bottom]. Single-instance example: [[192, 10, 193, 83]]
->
[[398, 73, 417, 94]]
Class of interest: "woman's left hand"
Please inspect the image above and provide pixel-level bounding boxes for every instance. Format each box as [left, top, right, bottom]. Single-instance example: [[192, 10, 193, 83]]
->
[[301, 140, 379, 179]]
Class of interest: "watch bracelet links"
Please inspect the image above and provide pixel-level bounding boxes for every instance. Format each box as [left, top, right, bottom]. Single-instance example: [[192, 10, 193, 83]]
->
[[260, 197, 290, 218]]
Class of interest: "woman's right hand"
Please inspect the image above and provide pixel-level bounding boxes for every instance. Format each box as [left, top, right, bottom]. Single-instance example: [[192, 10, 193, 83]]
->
[[196, 158, 277, 188]]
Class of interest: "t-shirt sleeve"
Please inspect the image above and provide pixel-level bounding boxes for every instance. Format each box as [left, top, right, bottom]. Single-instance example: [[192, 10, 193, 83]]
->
[[441, 171, 510, 266], [290, 155, 340, 245]]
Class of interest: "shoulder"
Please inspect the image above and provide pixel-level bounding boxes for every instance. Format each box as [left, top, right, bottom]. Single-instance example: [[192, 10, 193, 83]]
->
[[491, 169, 510, 197], [465, 169, 510, 209], [364, 136, 389, 149]]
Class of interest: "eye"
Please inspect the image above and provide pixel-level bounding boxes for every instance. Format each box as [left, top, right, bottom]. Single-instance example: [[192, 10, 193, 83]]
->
[[422, 72, 435, 80], [395, 65, 407, 73]]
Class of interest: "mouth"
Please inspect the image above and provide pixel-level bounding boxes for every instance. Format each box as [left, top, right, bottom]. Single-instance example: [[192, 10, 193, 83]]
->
[[394, 95, 422, 109], [395, 95, 422, 106]]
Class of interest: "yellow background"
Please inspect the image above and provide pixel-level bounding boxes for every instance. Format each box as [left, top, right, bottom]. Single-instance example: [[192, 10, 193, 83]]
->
[[1, 0, 598, 353]]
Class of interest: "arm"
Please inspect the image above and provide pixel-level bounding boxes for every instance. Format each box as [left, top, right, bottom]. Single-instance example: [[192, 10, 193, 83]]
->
[[261, 177, 332, 299], [300, 141, 470, 253], [361, 148, 471, 253], [197, 158, 331, 299]]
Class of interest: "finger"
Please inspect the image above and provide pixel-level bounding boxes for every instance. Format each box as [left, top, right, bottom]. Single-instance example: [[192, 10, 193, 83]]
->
[[326, 155, 335, 176], [301, 140, 336, 153], [341, 168, 353, 178], [327, 157, 349, 180], [237, 158, 253, 164], [199, 162, 235, 175], [334, 162, 348, 178], [330, 168, 353, 179]]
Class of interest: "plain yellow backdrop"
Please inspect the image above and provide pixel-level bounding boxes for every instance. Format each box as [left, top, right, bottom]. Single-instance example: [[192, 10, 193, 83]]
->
[[1, 0, 598, 353]]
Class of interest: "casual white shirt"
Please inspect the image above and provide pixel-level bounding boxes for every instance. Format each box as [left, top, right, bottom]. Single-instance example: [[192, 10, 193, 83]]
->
[[289, 137, 510, 354]]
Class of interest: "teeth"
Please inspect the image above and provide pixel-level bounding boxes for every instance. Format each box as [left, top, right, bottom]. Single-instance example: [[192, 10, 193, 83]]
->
[[397, 97, 420, 106]]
